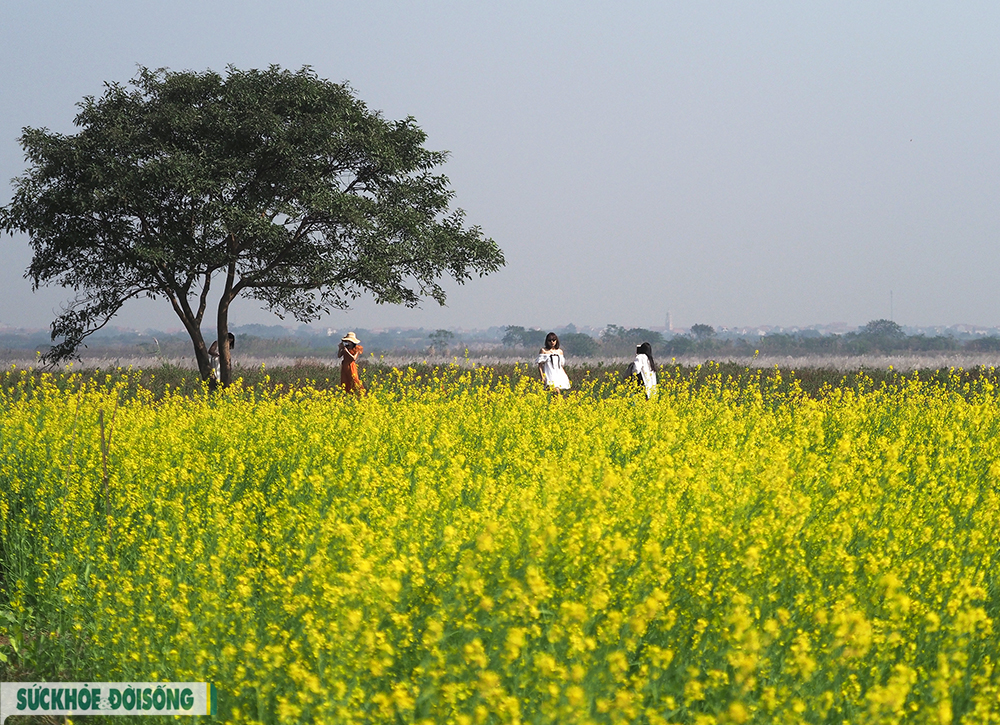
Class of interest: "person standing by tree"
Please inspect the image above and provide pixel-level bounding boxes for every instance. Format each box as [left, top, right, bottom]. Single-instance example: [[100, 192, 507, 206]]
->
[[208, 333, 235, 382], [537, 332, 571, 395], [338, 332, 366, 395]]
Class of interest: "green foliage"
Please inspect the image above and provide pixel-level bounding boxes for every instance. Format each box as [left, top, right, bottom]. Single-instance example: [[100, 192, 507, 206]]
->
[[428, 329, 455, 354], [502, 327, 599, 356], [0, 65, 503, 384], [559, 332, 600, 357], [600, 325, 664, 356], [689, 323, 716, 339], [862, 319, 905, 338], [429, 329, 455, 344], [502, 326, 546, 349], [966, 336, 1000, 352], [600, 324, 629, 343]]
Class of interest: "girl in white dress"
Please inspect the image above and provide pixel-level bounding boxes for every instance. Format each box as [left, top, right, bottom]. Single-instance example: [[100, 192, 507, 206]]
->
[[537, 332, 572, 393], [629, 341, 657, 399]]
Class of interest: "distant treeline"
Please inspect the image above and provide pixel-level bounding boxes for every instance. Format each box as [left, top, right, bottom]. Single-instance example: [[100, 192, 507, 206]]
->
[[0, 325, 500, 360], [655, 319, 1000, 357], [503, 319, 1000, 358], [3, 318, 1000, 360]]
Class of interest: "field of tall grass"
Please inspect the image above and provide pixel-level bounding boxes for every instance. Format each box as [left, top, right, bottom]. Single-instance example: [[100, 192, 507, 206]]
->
[[1, 364, 998, 723]]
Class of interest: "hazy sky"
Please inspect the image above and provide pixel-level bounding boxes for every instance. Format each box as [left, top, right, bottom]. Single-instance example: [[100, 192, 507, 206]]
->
[[2, 2, 998, 333]]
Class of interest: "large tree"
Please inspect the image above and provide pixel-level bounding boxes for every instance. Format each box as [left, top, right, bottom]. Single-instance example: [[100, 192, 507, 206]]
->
[[0, 65, 504, 384]]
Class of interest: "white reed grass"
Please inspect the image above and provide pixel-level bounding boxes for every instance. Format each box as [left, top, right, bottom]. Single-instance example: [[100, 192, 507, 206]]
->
[[6, 351, 1000, 373]]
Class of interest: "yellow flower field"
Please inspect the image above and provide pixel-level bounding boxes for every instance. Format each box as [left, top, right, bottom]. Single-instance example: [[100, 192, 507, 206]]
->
[[0, 365, 998, 724]]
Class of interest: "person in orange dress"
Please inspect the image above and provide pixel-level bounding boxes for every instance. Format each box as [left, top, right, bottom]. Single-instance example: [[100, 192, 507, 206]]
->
[[337, 331, 366, 394]]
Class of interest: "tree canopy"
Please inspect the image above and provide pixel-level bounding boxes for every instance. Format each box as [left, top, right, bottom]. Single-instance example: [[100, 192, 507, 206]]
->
[[689, 324, 716, 340], [598, 324, 664, 356], [861, 319, 904, 338], [0, 65, 504, 383], [502, 326, 546, 349]]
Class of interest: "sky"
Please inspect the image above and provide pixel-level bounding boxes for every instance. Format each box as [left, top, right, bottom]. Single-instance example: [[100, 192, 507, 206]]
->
[[1, 2, 998, 334]]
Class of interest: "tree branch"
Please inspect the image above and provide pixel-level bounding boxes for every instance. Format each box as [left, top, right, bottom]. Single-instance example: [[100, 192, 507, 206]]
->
[[195, 270, 212, 323], [230, 232, 310, 297]]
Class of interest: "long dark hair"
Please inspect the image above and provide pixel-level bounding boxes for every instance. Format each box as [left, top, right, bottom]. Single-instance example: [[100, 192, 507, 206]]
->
[[544, 332, 560, 350], [637, 341, 655, 369]]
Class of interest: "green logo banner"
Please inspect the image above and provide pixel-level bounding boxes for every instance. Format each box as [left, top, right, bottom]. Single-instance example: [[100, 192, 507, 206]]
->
[[0, 682, 214, 722]]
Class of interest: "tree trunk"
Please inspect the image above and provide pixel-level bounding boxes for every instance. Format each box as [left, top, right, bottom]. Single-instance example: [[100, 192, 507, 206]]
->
[[217, 258, 237, 387], [166, 290, 215, 381], [217, 308, 232, 386], [194, 338, 214, 382], [184, 327, 215, 383]]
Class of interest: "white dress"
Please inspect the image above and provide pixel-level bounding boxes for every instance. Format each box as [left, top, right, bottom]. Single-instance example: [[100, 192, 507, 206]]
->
[[631, 353, 657, 398], [537, 349, 571, 390]]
